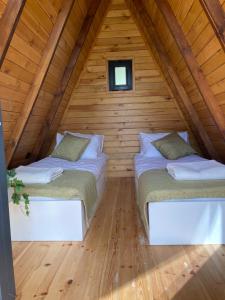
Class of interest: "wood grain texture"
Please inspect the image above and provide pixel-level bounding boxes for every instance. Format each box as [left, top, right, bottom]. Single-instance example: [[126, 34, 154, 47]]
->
[[9, 0, 88, 163], [0, 0, 63, 153], [59, 0, 189, 177], [10, 0, 109, 164], [33, 0, 106, 161], [155, 0, 225, 141], [0, 0, 224, 168], [142, 0, 225, 160], [0, 0, 26, 67], [5, 0, 75, 165], [199, 0, 225, 51], [127, 0, 219, 160], [13, 177, 225, 299]]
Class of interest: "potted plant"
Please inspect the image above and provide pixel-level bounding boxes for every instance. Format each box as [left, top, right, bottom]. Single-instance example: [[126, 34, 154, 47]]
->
[[7, 169, 30, 215]]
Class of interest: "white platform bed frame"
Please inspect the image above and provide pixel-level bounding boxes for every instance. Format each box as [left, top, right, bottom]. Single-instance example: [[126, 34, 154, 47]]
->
[[9, 169, 106, 242], [135, 155, 225, 245], [146, 198, 225, 245]]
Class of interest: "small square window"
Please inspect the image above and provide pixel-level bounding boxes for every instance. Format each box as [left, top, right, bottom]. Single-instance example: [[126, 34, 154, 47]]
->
[[108, 60, 133, 91]]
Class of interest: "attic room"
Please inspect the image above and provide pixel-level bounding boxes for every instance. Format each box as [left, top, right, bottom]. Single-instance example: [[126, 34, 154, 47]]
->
[[0, 0, 225, 299]]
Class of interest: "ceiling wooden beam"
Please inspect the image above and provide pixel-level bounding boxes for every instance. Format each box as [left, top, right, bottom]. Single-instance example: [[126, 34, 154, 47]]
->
[[0, 0, 26, 68], [199, 0, 225, 51], [126, 0, 220, 159], [6, 0, 75, 165], [33, 0, 107, 160], [155, 0, 225, 141]]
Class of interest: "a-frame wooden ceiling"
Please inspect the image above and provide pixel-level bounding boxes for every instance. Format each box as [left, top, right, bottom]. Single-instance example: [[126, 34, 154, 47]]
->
[[0, 0, 224, 167]]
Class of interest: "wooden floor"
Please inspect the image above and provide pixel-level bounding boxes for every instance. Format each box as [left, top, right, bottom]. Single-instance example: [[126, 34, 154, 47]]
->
[[13, 178, 225, 300]]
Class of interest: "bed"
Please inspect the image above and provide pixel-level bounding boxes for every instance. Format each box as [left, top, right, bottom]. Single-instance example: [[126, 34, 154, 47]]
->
[[135, 153, 225, 245], [9, 153, 107, 241]]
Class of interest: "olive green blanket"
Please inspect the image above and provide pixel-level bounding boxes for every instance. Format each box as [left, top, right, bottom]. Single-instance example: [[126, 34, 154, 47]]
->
[[23, 170, 97, 225], [138, 169, 225, 233]]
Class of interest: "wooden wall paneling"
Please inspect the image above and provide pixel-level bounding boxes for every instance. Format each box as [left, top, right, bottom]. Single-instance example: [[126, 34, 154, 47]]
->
[[0, 0, 63, 155], [36, 0, 63, 24], [21, 0, 88, 154], [2, 0, 223, 168], [126, 0, 219, 160], [0, 1, 6, 19], [155, 0, 225, 141], [58, 0, 190, 177], [0, 0, 26, 67], [199, 0, 225, 51], [0, 1, 35, 150], [5, 0, 75, 165], [35, 0, 111, 160], [171, 1, 203, 72], [144, 0, 225, 160], [5, 0, 82, 165]]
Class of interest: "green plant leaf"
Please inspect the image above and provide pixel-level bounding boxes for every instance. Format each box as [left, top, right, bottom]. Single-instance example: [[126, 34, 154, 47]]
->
[[7, 169, 30, 216], [12, 192, 21, 205]]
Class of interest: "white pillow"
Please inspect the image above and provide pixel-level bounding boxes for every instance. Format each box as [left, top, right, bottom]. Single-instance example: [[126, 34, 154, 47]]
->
[[139, 131, 189, 158], [64, 131, 104, 159], [56, 132, 64, 146]]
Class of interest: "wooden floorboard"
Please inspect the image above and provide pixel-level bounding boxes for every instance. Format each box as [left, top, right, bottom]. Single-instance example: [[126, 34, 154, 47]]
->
[[12, 177, 225, 299]]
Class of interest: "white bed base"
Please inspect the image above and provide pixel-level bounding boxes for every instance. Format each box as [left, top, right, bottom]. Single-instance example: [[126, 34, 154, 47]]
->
[[135, 178, 225, 245], [9, 171, 105, 241]]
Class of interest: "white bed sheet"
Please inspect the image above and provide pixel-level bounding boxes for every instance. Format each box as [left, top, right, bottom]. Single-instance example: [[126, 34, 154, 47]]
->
[[29, 153, 107, 180], [134, 154, 206, 178]]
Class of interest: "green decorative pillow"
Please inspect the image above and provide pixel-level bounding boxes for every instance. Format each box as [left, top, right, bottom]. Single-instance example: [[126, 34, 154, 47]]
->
[[152, 132, 197, 160], [51, 134, 90, 161]]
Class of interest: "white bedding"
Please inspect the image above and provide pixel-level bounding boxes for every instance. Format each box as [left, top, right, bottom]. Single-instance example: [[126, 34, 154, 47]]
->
[[29, 153, 107, 180], [16, 166, 63, 184], [167, 160, 225, 180], [134, 154, 206, 178]]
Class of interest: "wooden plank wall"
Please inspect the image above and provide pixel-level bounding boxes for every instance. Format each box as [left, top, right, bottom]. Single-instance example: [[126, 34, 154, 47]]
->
[[7, 0, 109, 165], [59, 0, 189, 177], [0, 0, 6, 19], [143, 0, 225, 160], [45, 0, 110, 154], [8, 0, 92, 164], [0, 0, 64, 158]]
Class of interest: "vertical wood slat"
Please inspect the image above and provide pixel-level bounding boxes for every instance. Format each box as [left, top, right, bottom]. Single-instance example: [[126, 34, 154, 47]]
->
[[155, 0, 225, 141], [199, 0, 225, 51], [34, 0, 107, 160], [6, 0, 75, 165], [0, 0, 26, 68], [126, 0, 220, 160]]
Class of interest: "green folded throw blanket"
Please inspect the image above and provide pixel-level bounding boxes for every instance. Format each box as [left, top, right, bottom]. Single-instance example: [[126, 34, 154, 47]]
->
[[23, 170, 97, 226], [138, 169, 225, 234]]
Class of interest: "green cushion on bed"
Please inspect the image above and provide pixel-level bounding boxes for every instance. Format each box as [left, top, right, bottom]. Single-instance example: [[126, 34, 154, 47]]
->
[[51, 134, 90, 161], [152, 132, 197, 160]]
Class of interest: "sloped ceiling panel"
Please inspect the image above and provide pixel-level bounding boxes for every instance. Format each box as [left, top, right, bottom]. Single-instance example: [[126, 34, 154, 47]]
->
[[8, 0, 88, 164], [143, 0, 225, 160]]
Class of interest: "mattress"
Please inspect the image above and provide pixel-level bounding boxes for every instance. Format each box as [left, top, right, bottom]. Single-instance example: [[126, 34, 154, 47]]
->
[[134, 154, 225, 245], [134, 153, 225, 207], [27, 153, 107, 201]]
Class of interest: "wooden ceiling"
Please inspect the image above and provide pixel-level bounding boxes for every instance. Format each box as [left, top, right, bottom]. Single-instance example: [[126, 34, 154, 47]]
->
[[0, 0, 224, 170]]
